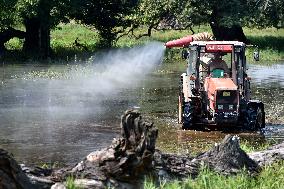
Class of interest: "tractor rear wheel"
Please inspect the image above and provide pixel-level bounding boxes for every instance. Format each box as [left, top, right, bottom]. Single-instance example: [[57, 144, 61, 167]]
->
[[182, 103, 195, 130], [255, 107, 264, 129], [244, 106, 263, 131]]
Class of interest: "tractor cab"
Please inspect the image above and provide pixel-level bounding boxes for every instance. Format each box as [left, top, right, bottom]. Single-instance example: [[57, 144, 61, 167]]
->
[[165, 34, 265, 130]]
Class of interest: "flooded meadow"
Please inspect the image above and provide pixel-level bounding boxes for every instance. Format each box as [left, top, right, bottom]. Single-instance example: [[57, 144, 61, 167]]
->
[[0, 56, 283, 166]]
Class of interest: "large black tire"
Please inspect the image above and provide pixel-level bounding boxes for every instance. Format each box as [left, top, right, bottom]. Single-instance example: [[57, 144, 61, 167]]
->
[[182, 103, 195, 130], [255, 107, 264, 129], [244, 106, 263, 131]]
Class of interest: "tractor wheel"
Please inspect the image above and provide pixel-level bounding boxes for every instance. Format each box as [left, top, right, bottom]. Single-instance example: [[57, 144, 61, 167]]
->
[[255, 107, 264, 129], [244, 107, 262, 131], [182, 103, 195, 130]]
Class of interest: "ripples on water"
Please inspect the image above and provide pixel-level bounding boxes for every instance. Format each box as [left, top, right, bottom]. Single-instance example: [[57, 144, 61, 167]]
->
[[0, 60, 283, 165]]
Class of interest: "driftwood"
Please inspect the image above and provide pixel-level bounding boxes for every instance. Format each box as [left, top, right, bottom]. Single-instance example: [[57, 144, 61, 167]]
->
[[0, 110, 284, 189]]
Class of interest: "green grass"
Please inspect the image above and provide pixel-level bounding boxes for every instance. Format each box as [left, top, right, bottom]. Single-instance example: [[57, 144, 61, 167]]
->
[[4, 23, 284, 62], [145, 161, 284, 189], [244, 27, 284, 62], [66, 176, 78, 189], [240, 139, 276, 153], [62, 162, 284, 189], [116, 25, 284, 62]]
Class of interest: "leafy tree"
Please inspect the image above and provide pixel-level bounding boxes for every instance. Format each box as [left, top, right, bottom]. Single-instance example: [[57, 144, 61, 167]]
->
[[18, 0, 72, 57], [0, 0, 71, 57], [128, 0, 193, 37], [0, 0, 18, 29], [247, 0, 284, 28], [132, 0, 283, 42], [72, 0, 138, 48], [0, 0, 25, 51]]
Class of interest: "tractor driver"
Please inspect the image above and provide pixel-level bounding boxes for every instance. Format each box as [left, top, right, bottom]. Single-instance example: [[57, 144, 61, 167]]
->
[[199, 53, 230, 78], [208, 53, 229, 75]]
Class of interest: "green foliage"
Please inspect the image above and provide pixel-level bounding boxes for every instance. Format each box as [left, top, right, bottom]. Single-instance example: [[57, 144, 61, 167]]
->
[[172, 0, 283, 29], [15, 0, 71, 26], [131, 0, 170, 26], [4, 23, 284, 61], [72, 0, 138, 47], [247, 0, 284, 28], [1, 0, 283, 56], [0, 0, 20, 30], [240, 139, 276, 153]]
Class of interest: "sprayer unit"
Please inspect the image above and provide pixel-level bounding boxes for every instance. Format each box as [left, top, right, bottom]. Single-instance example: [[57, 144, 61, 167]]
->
[[165, 33, 265, 130]]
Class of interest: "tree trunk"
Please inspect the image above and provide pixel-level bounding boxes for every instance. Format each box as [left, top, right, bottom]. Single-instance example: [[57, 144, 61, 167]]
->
[[210, 23, 249, 43], [23, 17, 51, 58], [40, 25, 51, 58], [209, 8, 248, 43], [23, 18, 40, 55]]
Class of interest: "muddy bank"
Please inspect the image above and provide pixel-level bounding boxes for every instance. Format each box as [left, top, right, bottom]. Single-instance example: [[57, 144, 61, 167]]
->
[[1, 110, 284, 189]]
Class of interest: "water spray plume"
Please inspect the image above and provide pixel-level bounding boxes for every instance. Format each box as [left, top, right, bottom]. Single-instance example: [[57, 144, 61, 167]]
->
[[0, 41, 166, 164]]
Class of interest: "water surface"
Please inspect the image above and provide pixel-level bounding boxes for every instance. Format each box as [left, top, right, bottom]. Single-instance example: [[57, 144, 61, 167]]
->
[[0, 61, 283, 166]]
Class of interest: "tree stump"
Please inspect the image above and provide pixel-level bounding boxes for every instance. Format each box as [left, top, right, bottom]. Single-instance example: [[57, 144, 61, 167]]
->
[[249, 142, 284, 166], [0, 149, 36, 189], [192, 135, 260, 175], [54, 109, 158, 188]]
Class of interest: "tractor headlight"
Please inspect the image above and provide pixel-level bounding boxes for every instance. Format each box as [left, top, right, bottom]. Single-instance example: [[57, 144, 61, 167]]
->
[[229, 105, 234, 110], [218, 105, 223, 110]]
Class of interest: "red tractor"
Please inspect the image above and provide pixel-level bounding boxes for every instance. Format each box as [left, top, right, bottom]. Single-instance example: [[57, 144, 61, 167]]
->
[[165, 33, 265, 130]]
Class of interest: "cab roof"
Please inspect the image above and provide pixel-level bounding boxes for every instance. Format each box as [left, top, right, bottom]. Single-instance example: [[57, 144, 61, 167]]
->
[[190, 41, 245, 46]]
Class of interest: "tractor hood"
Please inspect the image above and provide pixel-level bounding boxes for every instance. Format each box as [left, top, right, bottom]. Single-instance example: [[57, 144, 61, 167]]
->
[[205, 78, 237, 93]]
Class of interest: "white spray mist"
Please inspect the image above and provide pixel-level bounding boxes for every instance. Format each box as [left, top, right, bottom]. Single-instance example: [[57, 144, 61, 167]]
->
[[0, 42, 166, 164], [9, 42, 166, 122]]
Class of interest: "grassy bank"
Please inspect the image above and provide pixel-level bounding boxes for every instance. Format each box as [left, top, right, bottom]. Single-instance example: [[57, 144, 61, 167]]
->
[[144, 161, 284, 189], [4, 23, 284, 62], [64, 161, 284, 189]]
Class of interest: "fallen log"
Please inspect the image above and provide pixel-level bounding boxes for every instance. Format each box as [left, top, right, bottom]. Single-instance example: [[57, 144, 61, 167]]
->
[[248, 142, 284, 166]]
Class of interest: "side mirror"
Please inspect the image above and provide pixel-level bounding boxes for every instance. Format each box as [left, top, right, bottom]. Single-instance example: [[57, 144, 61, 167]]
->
[[253, 48, 260, 61], [181, 49, 189, 59]]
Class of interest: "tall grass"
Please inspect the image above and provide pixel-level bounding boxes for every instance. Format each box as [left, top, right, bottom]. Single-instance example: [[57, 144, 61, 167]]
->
[[145, 161, 284, 189]]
